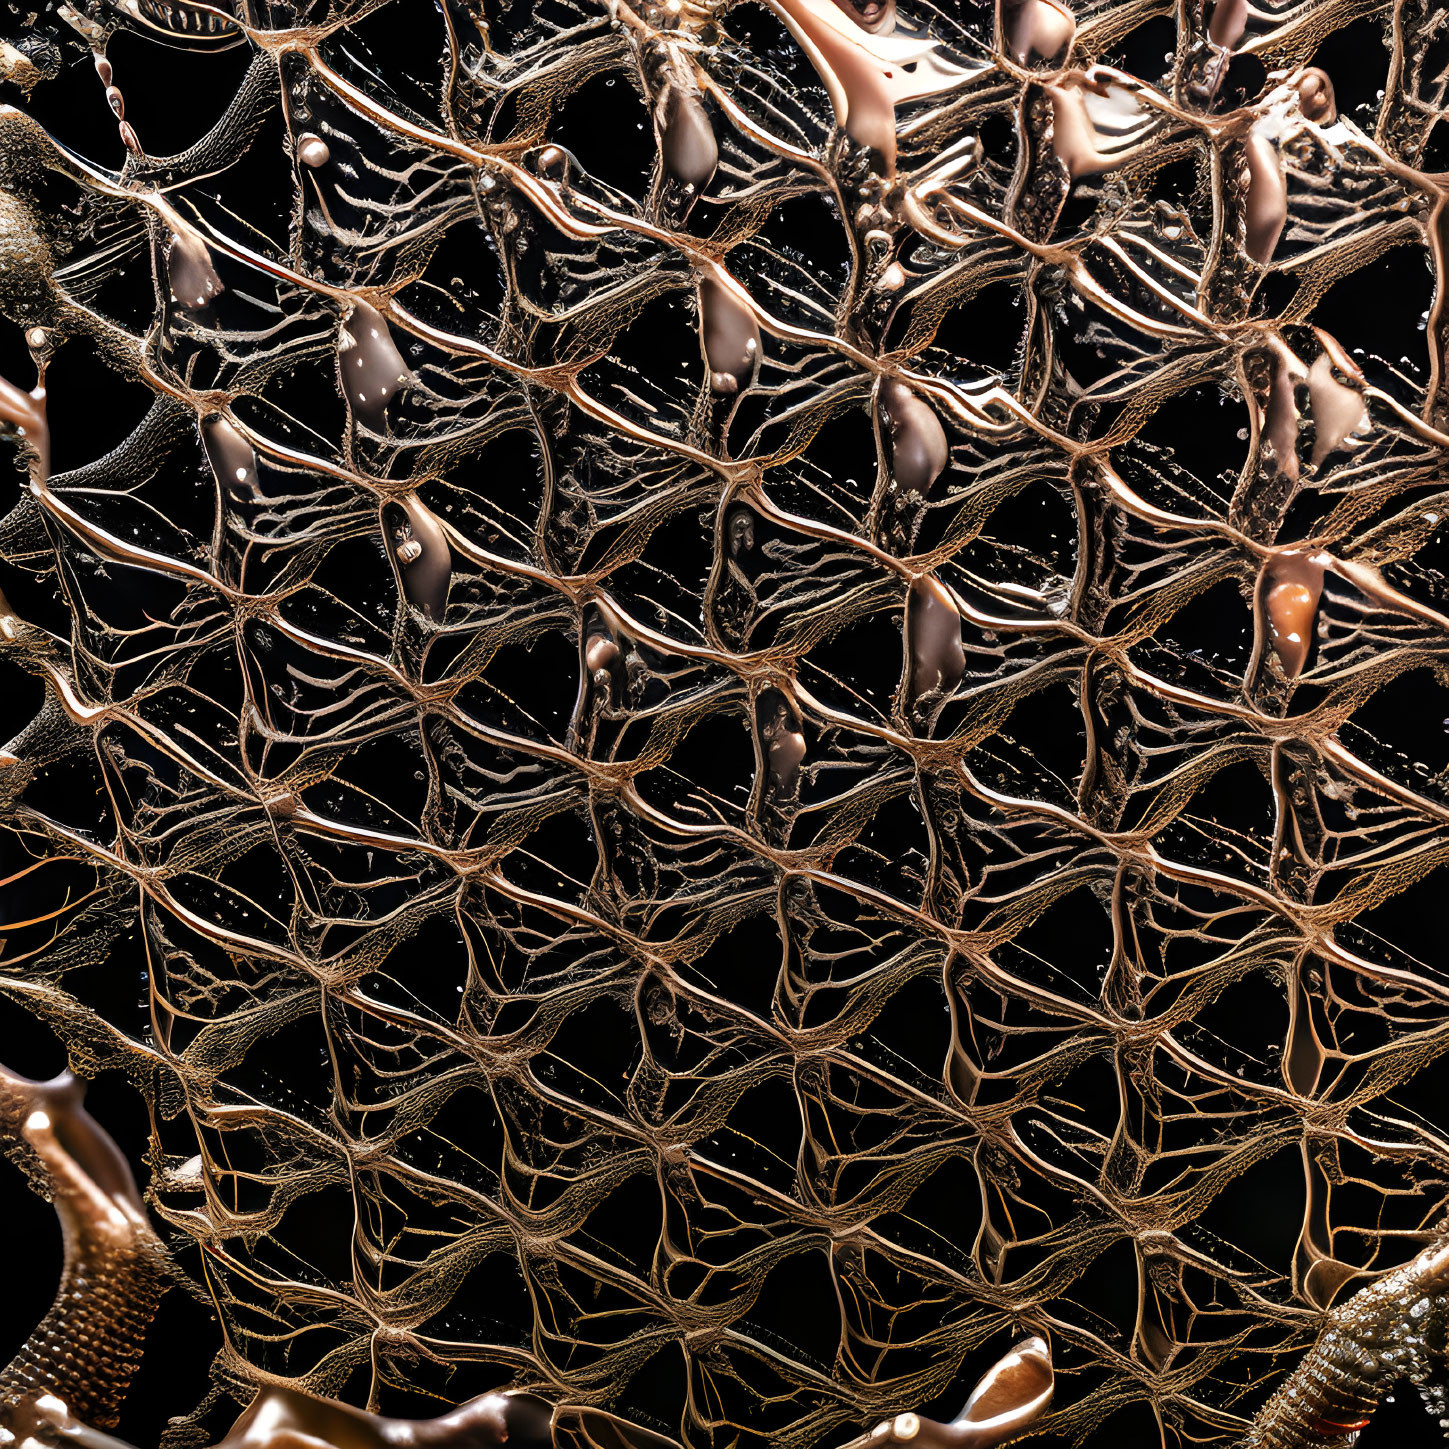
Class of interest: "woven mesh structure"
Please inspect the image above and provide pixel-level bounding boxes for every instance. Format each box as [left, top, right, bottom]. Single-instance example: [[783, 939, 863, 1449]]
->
[[1, 0, 1448, 1443]]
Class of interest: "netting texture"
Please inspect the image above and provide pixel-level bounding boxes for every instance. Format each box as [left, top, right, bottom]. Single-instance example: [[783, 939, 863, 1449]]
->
[[1, 0, 1448, 1443]]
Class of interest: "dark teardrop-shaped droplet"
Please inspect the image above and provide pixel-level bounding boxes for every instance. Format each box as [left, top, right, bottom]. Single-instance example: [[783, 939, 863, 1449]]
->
[[167, 226, 223, 311], [880, 379, 948, 493], [388, 496, 451, 621], [1001, 0, 1075, 66], [907, 576, 965, 704], [761, 696, 806, 797], [202, 415, 260, 499], [699, 276, 760, 395], [1244, 131, 1286, 265], [1260, 551, 1326, 680], [340, 300, 411, 427], [657, 83, 717, 192], [1207, 0, 1247, 49]]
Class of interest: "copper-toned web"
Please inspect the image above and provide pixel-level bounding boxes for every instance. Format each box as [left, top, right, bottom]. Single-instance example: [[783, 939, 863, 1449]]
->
[[1, 0, 1448, 1443]]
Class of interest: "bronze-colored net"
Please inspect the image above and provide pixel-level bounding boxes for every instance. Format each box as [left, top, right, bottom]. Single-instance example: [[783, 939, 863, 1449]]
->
[[0, 0, 1447, 1443]]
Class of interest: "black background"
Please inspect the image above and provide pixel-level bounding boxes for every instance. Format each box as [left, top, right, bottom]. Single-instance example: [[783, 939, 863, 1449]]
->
[[0, 2, 1446, 1447]]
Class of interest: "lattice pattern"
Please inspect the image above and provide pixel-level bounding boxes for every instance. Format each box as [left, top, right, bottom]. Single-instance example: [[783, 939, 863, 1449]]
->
[[1, 0, 1448, 1444]]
